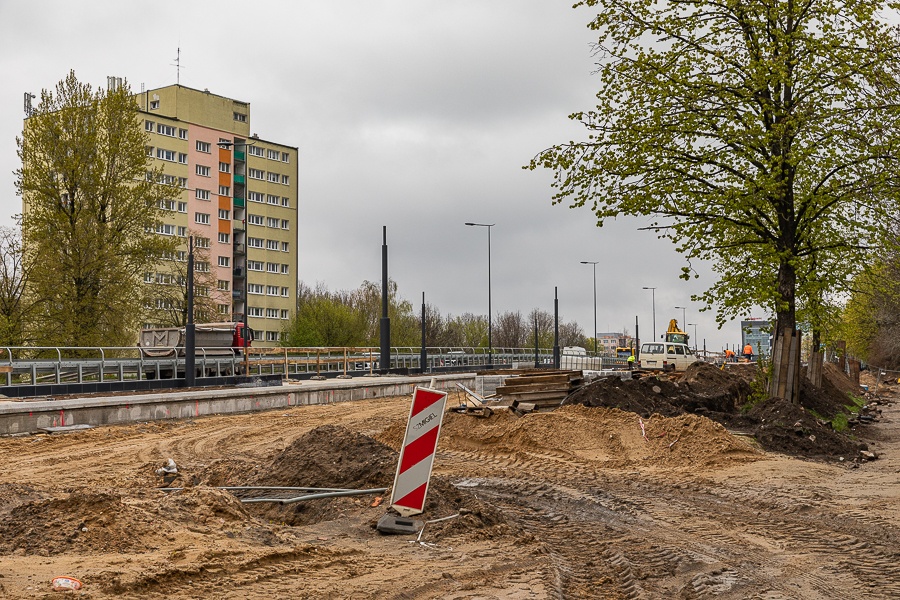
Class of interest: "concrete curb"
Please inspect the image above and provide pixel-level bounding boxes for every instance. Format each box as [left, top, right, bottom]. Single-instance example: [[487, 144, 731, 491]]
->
[[0, 374, 476, 436]]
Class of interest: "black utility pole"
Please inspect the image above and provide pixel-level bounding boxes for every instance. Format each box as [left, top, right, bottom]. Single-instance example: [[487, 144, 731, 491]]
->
[[185, 236, 196, 387], [379, 227, 391, 374], [635, 315, 640, 360], [534, 315, 540, 369], [420, 292, 427, 374], [553, 286, 560, 369]]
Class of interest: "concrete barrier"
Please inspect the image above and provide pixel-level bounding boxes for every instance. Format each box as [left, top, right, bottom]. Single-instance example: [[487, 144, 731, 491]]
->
[[0, 374, 475, 436]]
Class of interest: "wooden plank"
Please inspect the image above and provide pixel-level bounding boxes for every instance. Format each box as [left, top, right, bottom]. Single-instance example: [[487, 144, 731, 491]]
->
[[501, 390, 570, 402], [0, 366, 12, 373], [497, 383, 571, 394], [505, 373, 579, 385]]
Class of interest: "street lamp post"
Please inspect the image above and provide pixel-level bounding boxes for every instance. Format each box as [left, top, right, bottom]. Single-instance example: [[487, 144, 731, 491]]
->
[[642, 287, 657, 340], [688, 323, 698, 352], [675, 306, 687, 330], [580, 261, 599, 354], [466, 222, 494, 366]]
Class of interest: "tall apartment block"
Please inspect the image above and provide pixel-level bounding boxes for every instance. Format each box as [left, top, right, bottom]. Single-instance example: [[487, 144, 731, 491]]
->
[[139, 84, 298, 346]]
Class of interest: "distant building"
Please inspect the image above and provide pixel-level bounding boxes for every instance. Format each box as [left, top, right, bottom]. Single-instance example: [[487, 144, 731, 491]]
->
[[596, 332, 634, 355], [741, 319, 772, 357]]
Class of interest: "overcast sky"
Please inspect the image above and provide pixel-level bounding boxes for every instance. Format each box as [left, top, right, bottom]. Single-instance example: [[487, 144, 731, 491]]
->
[[0, 0, 759, 351]]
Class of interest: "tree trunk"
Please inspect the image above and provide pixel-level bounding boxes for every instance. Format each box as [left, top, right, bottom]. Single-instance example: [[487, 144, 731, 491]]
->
[[807, 329, 823, 388], [769, 326, 802, 404]]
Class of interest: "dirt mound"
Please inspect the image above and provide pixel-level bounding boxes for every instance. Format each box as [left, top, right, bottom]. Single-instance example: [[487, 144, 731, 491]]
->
[[0, 491, 166, 556], [257, 424, 398, 490], [561, 363, 867, 461], [563, 365, 748, 417], [748, 398, 867, 458], [823, 362, 864, 397], [430, 405, 759, 471], [229, 424, 506, 534]]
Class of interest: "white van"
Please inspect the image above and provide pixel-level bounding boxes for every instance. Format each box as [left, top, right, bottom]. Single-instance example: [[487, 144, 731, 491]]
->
[[638, 342, 696, 371]]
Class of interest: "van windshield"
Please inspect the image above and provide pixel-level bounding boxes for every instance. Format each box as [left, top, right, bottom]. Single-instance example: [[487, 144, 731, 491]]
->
[[641, 343, 664, 354]]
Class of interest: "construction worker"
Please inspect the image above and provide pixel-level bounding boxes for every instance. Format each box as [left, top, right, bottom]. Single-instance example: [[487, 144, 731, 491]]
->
[[724, 349, 735, 362], [627, 353, 635, 370], [743, 343, 753, 361]]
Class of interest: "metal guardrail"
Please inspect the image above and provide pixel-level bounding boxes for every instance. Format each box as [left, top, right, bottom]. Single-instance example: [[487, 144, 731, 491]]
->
[[0, 345, 629, 389]]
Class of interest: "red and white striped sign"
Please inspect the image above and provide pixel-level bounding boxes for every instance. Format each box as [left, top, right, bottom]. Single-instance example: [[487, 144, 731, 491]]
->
[[389, 386, 448, 517]]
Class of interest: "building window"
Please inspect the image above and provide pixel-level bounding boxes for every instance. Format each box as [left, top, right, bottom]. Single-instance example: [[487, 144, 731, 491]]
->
[[177, 226, 187, 237], [281, 152, 290, 163], [248, 237, 263, 248], [266, 263, 279, 273], [248, 191, 264, 202], [233, 112, 247, 122], [267, 149, 279, 160], [155, 223, 176, 236], [145, 120, 154, 131], [247, 260, 264, 271], [178, 153, 188, 164], [178, 177, 188, 188], [196, 141, 211, 153], [266, 331, 280, 342], [144, 272, 154, 283], [281, 309, 290, 319], [266, 239, 279, 250], [196, 165, 211, 177], [177, 201, 187, 213], [281, 219, 290, 230], [218, 232, 230, 244], [281, 174, 290, 185], [157, 123, 176, 137], [248, 306, 264, 316], [179, 128, 188, 140], [218, 304, 230, 315], [146, 146, 154, 157], [195, 261, 210, 272], [249, 145, 264, 157], [218, 209, 230, 220], [266, 217, 279, 228], [266, 308, 279, 318], [248, 284, 264, 295], [281, 197, 290, 207], [196, 189, 210, 200], [281, 264, 290, 274], [281, 287, 290, 297], [156, 148, 176, 162], [219, 162, 230, 173], [248, 214, 263, 226], [217, 280, 230, 291], [266, 286, 279, 296], [248, 168, 264, 180], [266, 194, 279, 205], [217, 256, 231, 267], [281, 242, 289, 252], [195, 237, 210, 249], [218, 185, 230, 196], [195, 212, 210, 225], [267, 172, 280, 183]]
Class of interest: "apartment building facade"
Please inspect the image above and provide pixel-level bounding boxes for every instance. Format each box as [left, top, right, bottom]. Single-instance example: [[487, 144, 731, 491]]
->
[[139, 84, 298, 346]]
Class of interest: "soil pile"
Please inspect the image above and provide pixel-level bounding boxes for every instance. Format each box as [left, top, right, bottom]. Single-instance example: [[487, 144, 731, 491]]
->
[[564, 362, 749, 417], [385, 405, 760, 471], [225, 424, 507, 535], [0, 491, 167, 556], [561, 362, 868, 460]]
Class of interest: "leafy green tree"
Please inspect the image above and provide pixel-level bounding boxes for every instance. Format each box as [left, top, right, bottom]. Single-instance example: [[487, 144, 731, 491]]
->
[[282, 286, 367, 347], [531, 0, 900, 343], [17, 71, 176, 347]]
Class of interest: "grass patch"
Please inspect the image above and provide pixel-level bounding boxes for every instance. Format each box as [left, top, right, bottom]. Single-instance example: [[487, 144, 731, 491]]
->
[[831, 412, 849, 433]]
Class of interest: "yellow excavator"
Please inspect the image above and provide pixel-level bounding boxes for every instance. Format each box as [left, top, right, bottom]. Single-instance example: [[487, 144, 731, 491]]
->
[[665, 319, 689, 346]]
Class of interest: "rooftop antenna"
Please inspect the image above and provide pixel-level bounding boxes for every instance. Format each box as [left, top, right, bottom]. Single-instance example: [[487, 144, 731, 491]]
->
[[172, 46, 182, 84], [23, 92, 35, 116]]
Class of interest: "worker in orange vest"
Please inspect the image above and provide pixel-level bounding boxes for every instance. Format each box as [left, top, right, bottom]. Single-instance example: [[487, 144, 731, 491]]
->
[[743, 343, 753, 361], [724, 349, 735, 362]]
